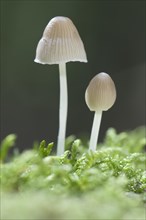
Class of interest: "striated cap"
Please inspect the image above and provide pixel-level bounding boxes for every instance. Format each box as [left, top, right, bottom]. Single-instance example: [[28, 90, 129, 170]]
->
[[85, 72, 116, 111], [34, 16, 87, 64]]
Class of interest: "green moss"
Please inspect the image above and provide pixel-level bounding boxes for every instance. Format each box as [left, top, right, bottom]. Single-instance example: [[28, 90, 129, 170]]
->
[[1, 127, 146, 219]]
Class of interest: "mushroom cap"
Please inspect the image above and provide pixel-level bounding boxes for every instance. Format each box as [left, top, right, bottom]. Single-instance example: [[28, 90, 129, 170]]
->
[[34, 16, 87, 64], [85, 72, 116, 111]]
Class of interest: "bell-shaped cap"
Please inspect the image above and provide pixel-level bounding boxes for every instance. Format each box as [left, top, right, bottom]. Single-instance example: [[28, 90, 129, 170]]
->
[[85, 72, 116, 111], [34, 16, 87, 64]]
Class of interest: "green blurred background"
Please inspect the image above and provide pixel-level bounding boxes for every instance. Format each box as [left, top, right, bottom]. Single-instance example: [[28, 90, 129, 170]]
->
[[1, 0, 145, 150]]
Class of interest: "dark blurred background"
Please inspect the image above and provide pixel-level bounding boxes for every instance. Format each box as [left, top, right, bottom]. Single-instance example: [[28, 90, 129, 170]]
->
[[0, 0, 145, 150]]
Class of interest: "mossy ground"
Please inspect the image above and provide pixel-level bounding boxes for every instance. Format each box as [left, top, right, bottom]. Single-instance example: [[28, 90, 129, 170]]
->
[[1, 127, 146, 220]]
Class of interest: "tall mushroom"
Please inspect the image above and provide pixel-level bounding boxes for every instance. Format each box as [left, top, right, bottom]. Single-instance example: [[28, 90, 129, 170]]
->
[[34, 16, 87, 155], [85, 72, 116, 151]]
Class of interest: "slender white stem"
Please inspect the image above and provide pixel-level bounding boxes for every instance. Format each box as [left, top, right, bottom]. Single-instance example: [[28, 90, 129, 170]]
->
[[89, 111, 102, 151], [57, 63, 68, 155]]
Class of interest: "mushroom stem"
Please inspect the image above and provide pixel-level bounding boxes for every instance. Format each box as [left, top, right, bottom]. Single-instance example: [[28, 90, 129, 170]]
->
[[57, 63, 68, 155], [89, 111, 102, 151]]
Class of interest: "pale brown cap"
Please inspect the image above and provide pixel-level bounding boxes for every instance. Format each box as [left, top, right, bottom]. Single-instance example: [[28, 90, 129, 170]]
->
[[34, 16, 87, 64], [85, 72, 116, 111]]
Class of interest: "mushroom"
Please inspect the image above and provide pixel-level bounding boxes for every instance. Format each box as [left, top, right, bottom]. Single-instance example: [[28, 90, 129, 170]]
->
[[85, 72, 116, 151], [34, 16, 87, 155]]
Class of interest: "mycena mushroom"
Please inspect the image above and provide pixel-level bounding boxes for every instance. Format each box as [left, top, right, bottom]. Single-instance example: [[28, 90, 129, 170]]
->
[[85, 72, 116, 151], [34, 16, 87, 155]]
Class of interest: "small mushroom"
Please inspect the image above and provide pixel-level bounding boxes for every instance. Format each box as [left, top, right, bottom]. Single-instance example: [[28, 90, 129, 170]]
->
[[34, 16, 87, 155], [85, 72, 116, 151]]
